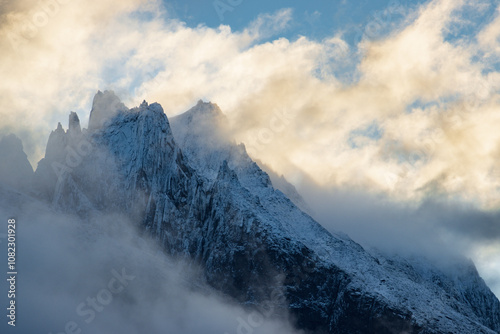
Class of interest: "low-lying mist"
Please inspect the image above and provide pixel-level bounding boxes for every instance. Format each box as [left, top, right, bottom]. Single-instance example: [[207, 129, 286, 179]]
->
[[0, 186, 303, 334], [295, 181, 500, 298]]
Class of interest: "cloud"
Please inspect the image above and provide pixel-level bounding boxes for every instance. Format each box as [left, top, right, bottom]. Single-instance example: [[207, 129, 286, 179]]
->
[[244, 8, 293, 41], [296, 182, 500, 298], [2, 0, 498, 209], [0, 186, 303, 334], [478, 5, 500, 56], [0, 0, 149, 160]]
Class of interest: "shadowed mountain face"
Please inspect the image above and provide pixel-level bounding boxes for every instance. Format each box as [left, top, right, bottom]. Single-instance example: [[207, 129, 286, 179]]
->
[[7, 91, 499, 333], [0, 134, 33, 192]]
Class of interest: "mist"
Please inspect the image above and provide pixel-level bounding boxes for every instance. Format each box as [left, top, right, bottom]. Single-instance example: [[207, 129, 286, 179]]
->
[[295, 180, 500, 298], [0, 185, 303, 334]]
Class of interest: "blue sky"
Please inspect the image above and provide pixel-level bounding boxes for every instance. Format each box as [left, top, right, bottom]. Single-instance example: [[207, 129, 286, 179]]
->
[[223, 0, 495, 62], [160, 0, 500, 84], [165, 0, 427, 42]]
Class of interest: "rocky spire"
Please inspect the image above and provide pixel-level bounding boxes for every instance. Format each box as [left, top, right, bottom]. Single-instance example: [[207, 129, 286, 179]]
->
[[68, 111, 81, 134], [88, 90, 127, 130]]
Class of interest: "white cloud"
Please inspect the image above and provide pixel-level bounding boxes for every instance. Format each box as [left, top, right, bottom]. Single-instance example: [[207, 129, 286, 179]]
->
[[244, 8, 293, 41], [478, 5, 500, 56], [0, 189, 303, 334]]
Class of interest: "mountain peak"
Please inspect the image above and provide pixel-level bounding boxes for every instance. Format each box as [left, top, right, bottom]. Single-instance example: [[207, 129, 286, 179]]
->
[[88, 90, 127, 130], [0, 134, 33, 191], [0, 134, 24, 157], [26, 92, 500, 334], [175, 99, 227, 136], [192, 99, 223, 117], [68, 111, 81, 134]]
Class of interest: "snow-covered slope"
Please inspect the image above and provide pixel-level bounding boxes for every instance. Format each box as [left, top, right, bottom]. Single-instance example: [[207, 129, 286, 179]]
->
[[170, 100, 312, 214], [27, 91, 500, 334]]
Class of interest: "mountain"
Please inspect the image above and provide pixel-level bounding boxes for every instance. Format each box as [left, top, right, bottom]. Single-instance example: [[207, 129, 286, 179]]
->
[[0, 133, 34, 192], [169, 100, 313, 214], [9, 90, 500, 333]]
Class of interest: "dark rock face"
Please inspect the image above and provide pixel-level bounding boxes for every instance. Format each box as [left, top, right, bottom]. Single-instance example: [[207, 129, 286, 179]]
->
[[32, 93, 500, 334], [69, 111, 81, 134]]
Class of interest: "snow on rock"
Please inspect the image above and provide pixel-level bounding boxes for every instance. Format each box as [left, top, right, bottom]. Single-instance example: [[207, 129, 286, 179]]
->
[[28, 92, 500, 334]]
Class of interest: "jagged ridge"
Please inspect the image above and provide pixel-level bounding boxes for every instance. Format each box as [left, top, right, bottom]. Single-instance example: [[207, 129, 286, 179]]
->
[[19, 91, 500, 334]]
